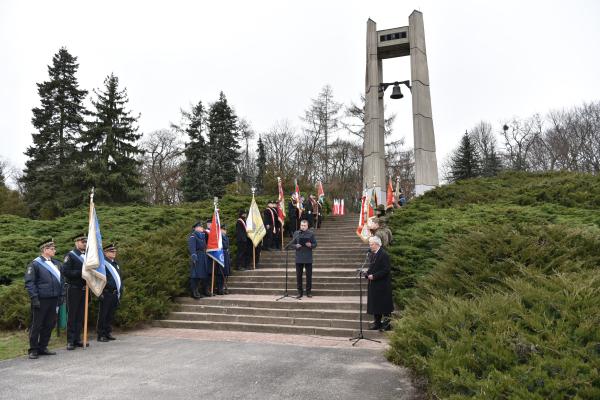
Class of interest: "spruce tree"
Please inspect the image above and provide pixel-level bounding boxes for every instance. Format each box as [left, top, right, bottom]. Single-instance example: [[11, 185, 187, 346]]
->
[[255, 135, 266, 193], [21, 47, 88, 218], [176, 101, 210, 202], [80, 74, 144, 203], [450, 131, 481, 182], [206, 92, 239, 197]]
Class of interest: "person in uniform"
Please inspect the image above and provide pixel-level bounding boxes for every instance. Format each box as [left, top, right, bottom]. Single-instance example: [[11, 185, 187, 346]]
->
[[25, 238, 65, 359], [270, 201, 282, 249], [292, 220, 317, 298], [188, 222, 209, 298], [287, 194, 300, 234], [97, 243, 122, 342], [304, 195, 315, 228], [365, 236, 394, 331], [62, 233, 88, 350], [235, 210, 250, 271], [263, 201, 277, 251], [221, 224, 231, 294], [314, 197, 323, 229]]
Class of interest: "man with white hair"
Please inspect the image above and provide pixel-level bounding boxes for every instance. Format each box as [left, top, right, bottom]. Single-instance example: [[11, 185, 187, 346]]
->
[[365, 236, 394, 331]]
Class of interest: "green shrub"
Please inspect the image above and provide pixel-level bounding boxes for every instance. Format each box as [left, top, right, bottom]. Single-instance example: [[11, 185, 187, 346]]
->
[[385, 171, 600, 399], [0, 195, 271, 329]]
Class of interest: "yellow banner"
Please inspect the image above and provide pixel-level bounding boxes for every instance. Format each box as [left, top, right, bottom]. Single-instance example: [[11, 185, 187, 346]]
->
[[246, 197, 266, 247]]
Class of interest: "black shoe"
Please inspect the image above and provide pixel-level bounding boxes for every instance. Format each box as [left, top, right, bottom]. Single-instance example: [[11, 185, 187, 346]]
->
[[75, 342, 89, 348], [105, 334, 117, 341], [97, 336, 109, 342], [368, 323, 382, 330], [38, 348, 57, 355], [295, 293, 303, 299], [217, 289, 225, 295], [306, 293, 313, 298], [67, 343, 75, 350], [28, 351, 39, 359]]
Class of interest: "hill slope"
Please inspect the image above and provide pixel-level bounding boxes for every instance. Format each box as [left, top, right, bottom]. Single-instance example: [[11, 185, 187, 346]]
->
[[385, 172, 600, 399]]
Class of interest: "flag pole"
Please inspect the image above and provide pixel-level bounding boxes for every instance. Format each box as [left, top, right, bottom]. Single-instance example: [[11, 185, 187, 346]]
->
[[210, 196, 218, 295], [82, 187, 94, 350]]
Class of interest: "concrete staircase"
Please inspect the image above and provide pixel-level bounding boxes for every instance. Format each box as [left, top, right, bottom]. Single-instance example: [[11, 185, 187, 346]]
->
[[154, 214, 382, 339]]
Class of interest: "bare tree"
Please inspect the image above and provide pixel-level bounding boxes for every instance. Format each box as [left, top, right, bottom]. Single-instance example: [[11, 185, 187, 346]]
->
[[263, 120, 299, 181], [501, 114, 543, 171], [237, 118, 256, 183], [139, 129, 184, 205], [301, 85, 342, 182], [468, 121, 502, 176]]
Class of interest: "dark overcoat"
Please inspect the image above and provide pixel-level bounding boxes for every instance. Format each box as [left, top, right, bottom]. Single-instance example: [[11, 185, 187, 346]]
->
[[188, 231, 209, 279], [222, 233, 232, 276], [366, 248, 394, 315], [292, 229, 317, 264]]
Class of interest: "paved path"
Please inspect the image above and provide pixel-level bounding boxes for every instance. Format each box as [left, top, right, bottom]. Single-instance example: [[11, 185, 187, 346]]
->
[[0, 329, 419, 400]]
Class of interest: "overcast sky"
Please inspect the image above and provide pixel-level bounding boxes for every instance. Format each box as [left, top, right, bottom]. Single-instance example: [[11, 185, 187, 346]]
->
[[1, 0, 599, 181]]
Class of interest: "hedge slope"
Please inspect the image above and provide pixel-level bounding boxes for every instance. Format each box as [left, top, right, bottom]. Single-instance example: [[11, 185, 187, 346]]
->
[[386, 171, 600, 399], [0, 195, 271, 329]]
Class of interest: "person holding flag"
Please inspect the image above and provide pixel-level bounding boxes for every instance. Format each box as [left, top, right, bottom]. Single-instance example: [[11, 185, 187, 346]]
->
[[206, 199, 227, 295], [81, 188, 108, 347], [316, 181, 325, 228], [246, 188, 266, 270], [277, 177, 286, 247], [188, 221, 209, 298], [62, 233, 88, 350], [24, 238, 65, 359], [235, 210, 250, 271], [97, 243, 122, 342]]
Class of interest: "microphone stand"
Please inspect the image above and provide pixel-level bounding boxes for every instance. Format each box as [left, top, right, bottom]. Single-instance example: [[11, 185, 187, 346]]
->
[[350, 251, 381, 346], [276, 237, 297, 301]]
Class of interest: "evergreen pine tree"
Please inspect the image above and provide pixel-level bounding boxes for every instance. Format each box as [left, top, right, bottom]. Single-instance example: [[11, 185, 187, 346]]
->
[[21, 47, 88, 218], [255, 135, 266, 193], [80, 74, 144, 203], [450, 131, 481, 182], [206, 92, 240, 197], [481, 143, 502, 177], [176, 101, 210, 202]]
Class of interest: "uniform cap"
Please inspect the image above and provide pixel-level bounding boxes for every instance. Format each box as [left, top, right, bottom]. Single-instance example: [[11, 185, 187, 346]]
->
[[38, 238, 55, 250], [103, 242, 117, 251]]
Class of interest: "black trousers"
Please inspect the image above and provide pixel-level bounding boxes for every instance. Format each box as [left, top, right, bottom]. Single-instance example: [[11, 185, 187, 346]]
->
[[374, 314, 391, 325], [273, 228, 281, 249], [97, 291, 119, 338], [264, 228, 273, 249], [236, 241, 249, 268], [295, 263, 313, 294], [29, 297, 58, 352], [66, 285, 86, 344]]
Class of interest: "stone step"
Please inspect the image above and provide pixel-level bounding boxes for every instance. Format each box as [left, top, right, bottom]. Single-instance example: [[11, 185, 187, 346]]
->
[[152, 319, 383, 339], [167, 312, 369, 329], [255, 261, 365, 268], [231, 268, 360, 277], [177, 304, 368, 320], [228, 276, 357, 284], [175, 296, 362, 310], [226, 282, 360, 290], [226, 287, 365, 296]]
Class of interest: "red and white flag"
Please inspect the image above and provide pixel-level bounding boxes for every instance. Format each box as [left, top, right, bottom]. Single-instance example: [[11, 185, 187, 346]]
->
[[277, 177, 286, 226]]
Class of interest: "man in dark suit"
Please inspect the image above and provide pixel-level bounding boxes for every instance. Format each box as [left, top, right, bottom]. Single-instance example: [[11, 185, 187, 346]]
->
[[365, 236, 394, 331], [263, 201, 277, 251], [62, 233, 88, 350], [24, 238, 65, 359], [292, 219, 317, 298]]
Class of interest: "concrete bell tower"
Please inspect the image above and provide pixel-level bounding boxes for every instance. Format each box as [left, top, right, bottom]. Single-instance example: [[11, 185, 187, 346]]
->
[[363, 10, 439, 198]]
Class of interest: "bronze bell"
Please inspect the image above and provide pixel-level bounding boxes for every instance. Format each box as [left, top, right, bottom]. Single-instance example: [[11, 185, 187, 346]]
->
[[390, 84, 403, 99]]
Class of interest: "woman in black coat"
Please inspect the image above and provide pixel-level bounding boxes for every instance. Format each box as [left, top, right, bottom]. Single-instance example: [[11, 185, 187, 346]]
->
[[365, 236, 394, 330]]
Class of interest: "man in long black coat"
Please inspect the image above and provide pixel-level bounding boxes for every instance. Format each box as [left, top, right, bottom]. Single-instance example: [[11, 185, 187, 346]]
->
[[365, 236, 394, 331], [291, 219, 317, 298], [62, 233, 88, 350], [235, 210, 250, 271]]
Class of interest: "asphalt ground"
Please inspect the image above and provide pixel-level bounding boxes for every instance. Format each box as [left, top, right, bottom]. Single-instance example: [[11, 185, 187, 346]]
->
[[0, 330, 419, 400]]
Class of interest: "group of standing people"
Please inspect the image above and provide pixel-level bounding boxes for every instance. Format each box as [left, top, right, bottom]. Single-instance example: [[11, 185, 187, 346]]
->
[[287, 194, 323, 233], [187, 220, 231, 298], [24, 235, 122, 359]]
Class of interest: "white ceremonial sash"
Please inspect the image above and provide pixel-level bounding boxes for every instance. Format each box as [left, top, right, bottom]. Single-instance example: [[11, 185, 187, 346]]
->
[[35, 256, 61, 283], [104, 260, 122, 297]]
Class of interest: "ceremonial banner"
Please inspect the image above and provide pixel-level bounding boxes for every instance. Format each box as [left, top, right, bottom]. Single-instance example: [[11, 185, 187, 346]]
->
[[246, 196, 266, 247], [277, 177, 286, 226], [206, 205, 225, 267], [340, 199, 345, 215], [294, 179, 302, 212], [356, 194, 370, 240], [82, 197, 107, 297], [317, 181, 325, 203], [394, 177, 401, 208], [386, 178, 395, 210]]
